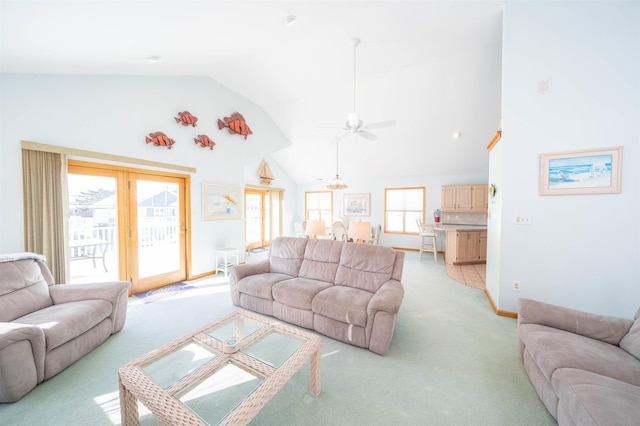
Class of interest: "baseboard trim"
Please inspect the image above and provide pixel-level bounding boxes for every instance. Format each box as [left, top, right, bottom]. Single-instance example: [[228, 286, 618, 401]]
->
[[484, 287, 518, 318], [187, 261, 247, 281]]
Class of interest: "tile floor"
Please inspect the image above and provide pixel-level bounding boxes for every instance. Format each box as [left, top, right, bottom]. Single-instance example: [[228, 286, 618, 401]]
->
[[445, 263, 486, 289]]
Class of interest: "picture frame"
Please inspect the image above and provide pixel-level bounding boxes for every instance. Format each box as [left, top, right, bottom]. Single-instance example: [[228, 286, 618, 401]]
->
[[202, 184, 242, 220], [539, 147, 622, 196], [344, 193, 371, 217]]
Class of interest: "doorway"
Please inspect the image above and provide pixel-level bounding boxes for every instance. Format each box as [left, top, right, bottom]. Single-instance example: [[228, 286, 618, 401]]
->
[[67, 161, 190, 294]]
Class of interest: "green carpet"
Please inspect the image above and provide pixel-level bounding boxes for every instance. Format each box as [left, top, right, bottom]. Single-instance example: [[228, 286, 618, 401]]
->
[[0, 252, 557, 425]]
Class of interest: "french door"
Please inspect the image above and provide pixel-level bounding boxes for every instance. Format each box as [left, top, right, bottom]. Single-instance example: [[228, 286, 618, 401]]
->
[[67, 161, 189, 294], [245, 188, 270, 250]]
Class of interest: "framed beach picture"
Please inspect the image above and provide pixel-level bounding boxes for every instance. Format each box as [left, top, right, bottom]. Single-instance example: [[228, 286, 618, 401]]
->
[[344, 193, 371, 217], [539, 147, 622, 195], [202, 184, 242, 220]]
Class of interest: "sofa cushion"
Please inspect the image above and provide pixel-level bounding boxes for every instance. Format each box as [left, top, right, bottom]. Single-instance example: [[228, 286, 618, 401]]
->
[[312, 286, 374, 327], [519, 323, 640, 387], [13, 300, 112, 351], [620, 308, 640, 361], [272, 278, 333, 311], [335, 244, 396, 293], [553, 368, 640, 426], [299, 239, 343, 283], [238, 273, 293, 300], [0, 259, 53, 322], [268, 237, 307, 277]]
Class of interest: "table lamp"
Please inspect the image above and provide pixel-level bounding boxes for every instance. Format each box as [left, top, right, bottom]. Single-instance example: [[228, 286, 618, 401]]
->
[[348, 221, 371, 243], [304, 220, 326, 239]]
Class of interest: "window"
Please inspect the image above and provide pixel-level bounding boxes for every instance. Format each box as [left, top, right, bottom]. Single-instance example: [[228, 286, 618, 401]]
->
[[384, 187, 425, 234], [304, 191, 333, 227]]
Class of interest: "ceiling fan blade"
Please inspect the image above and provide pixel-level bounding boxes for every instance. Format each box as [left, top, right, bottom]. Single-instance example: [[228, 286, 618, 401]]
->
[[358, 130, 379, 140], [364, 120, 396, 130]]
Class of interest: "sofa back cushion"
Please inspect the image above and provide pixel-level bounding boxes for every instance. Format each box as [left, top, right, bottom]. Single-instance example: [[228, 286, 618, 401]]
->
[[0, 258, 53, 322], [299, 239, 343, 283], [335, 244, 397, 293], [620, 307, 640, 361], [268, 237, 308, 277]]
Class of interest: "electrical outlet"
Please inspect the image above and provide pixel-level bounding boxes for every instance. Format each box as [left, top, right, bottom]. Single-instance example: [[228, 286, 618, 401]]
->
[[515, 216, 531, 225], [513, 281, 520, 291]]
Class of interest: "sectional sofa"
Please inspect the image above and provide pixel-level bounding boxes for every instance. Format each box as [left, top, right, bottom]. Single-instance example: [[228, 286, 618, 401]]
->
[[230, 237, 405, 355]]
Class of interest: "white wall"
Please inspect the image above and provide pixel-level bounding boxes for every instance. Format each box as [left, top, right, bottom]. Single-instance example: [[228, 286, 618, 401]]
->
[[0, 74, 297, 276], [489, 1, 640, 318]]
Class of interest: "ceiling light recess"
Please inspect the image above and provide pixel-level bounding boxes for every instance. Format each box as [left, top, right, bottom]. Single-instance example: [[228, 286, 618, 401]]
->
[[283, 15, 296, 26]]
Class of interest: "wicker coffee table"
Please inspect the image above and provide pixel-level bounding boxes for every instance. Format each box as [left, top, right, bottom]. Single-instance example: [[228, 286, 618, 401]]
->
[[118, 310, 321, 425]]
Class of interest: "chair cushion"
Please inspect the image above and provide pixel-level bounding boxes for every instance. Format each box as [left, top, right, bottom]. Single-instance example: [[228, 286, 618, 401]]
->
[[0, 259, 53, 322], [335, 244, 396, 293], [272, 277, 333, 311], [14, 300, 113, 351], [299, 239, 343, 283], [519, 323, 640, 387], [312, 286, 374, 327], [238, 273, 293, 300], [620, 315, 640, 361]]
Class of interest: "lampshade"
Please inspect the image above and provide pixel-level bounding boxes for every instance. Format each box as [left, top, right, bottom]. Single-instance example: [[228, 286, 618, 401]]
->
[[305, 220, 326, 239], [348, 221, 371, 242]]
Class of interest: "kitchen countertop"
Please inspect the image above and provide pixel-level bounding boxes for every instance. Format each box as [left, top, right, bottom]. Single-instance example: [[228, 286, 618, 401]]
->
[[434, 224, 487, 231]]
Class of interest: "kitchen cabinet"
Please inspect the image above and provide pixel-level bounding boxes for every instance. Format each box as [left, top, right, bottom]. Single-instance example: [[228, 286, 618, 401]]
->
[[445, 230, 487, 264], [441, 184, 488, 212]]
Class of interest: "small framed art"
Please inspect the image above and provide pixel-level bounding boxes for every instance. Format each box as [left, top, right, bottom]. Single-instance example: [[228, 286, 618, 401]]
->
[[539, 147, 622, 195]]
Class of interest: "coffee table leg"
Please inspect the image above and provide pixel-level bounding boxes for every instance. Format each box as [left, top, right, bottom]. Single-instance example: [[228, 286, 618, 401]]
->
[[309, 347, 321, 396], [119, 377, 140, 426]]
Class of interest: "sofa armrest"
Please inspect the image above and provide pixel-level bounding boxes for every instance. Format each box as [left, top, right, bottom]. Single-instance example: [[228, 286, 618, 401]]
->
[[0, 323, 46, 401], [49, 281, 131, 334], [229, 260, 270, 306], [517, 298, 633, 346], [368, 280, 404, 315], [230, 260, 270, 283]]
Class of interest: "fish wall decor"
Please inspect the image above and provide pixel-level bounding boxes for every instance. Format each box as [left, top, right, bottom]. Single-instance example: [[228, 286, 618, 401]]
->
[[175, 111, 198, 127], [218, 112, 252, 140], [145, 132, 176, 149], [194, 134, 216, 150]]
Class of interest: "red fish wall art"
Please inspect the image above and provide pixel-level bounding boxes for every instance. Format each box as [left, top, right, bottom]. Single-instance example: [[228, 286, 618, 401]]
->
[[145, 132, 176, 149], [218, 112, 252, 140], [194, 134, 216, 150], [174, 111, 198, 127]]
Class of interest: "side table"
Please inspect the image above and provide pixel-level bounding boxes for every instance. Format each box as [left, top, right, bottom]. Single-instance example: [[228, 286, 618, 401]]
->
[[215, 247, 239, 277]]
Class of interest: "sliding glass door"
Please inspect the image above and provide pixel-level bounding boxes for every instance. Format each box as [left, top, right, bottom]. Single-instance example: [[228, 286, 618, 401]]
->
[[68, 161, 189, 294]]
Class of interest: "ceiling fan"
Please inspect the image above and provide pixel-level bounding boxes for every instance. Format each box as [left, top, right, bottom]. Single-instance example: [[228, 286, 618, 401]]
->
[[336, 38, 396, 141]]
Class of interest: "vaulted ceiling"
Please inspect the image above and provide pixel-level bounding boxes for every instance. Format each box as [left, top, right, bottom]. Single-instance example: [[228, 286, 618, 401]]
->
[[1, 0, 504, 184]]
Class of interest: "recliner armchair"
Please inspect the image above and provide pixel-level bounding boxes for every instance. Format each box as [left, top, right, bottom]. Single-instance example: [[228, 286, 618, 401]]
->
[[0, 253, 130, 402]]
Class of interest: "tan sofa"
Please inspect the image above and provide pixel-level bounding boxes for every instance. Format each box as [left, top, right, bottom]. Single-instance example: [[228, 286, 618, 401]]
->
[[517, 298, 640, 425], [0, 253, 130, 402], [230, 237, 405, 355]]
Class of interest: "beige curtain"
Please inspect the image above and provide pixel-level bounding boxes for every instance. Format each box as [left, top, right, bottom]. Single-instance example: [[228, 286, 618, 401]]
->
[[22, 149, 69, 283], [269, 189, 284, 239]]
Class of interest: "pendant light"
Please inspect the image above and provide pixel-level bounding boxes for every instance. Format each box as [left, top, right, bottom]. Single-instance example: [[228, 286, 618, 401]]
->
[[327, 137, 348, 190]]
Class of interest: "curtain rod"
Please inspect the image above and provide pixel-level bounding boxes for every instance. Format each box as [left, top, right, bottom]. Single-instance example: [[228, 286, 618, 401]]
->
[[21, 140, 197, 173]]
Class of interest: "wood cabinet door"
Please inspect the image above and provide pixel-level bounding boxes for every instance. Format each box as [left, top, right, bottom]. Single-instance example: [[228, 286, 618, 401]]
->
[[441, 186, 456, 211], [479, 231, 487, 261], [456, 186, 473, 211], [471, 185, 488, 211]]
